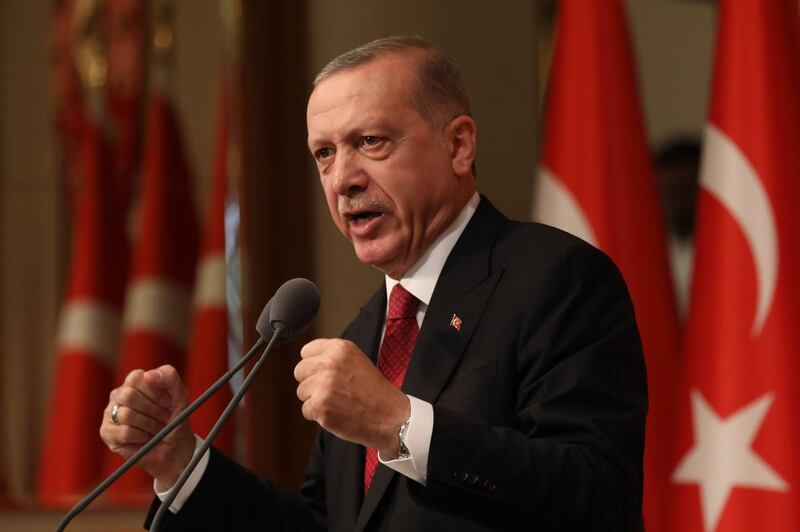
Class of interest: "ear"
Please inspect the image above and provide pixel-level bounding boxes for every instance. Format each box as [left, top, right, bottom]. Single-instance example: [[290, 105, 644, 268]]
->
[[445, 115, 477, 178]]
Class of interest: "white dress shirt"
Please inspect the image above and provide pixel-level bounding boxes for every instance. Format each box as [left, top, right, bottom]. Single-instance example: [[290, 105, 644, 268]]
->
[[157, 192, 480, 512], [377, 192, 480, 484]]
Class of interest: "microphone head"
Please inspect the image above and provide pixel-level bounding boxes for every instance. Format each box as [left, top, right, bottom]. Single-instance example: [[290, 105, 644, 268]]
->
[[254, 298, 273, 342], [269, 278, 320, 344]]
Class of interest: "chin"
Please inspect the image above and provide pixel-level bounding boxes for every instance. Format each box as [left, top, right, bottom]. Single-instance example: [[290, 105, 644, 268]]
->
[[352, 242, 400, 273], [353, 248, 385, 267]]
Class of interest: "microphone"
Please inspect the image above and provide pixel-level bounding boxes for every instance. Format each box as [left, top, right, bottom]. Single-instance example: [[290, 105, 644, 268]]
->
[[55, 300, 274, 532], [148, 278, 319, 532], [56, 278, 319, 532], [268, 277, 320, 340]]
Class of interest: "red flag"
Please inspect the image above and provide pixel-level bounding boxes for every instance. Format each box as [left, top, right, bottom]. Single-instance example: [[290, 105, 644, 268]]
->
[[106, 0, 145, 212], [184, 89, 234, 453], [37, 116, 129, 508], [52, 0, 86, 218], [668, 1, 800, 530], [105, 92, 198, 506], [533, 1, 680, 529]]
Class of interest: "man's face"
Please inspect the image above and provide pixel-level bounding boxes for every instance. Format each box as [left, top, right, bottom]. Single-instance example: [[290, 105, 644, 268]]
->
[[307, 54, 465, 279]]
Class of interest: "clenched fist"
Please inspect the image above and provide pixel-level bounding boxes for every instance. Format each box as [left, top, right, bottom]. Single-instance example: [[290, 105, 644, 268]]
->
[[294, 339, 410, 457], [99, 365, 196, 490]]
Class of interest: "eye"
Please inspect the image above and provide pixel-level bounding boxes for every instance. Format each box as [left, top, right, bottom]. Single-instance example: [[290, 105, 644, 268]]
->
[[359, 136, 383, 148], [314, 146, 334, 161]]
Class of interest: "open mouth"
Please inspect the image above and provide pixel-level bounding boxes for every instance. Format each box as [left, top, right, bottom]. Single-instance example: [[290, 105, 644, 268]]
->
[[346, 211, 383, 224]]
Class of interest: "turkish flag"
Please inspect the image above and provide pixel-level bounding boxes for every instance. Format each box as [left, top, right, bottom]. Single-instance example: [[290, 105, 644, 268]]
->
[[668, 1, 800, 530], [105, 92, 198, 506], [37, 116, 129, 508], [532, 1, 680, 529], [184, 88, 234, 454]]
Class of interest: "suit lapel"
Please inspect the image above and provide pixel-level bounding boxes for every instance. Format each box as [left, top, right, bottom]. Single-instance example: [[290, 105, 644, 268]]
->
[[354, 198, 507, 531], [350, 288, 386, 365], [337, 288, 385, 530], [355, 462, 397, 531], [403, 198, 506, 404]]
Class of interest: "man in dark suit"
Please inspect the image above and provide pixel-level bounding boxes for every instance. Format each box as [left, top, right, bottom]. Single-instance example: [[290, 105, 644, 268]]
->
[[100, 36, 647, 531]]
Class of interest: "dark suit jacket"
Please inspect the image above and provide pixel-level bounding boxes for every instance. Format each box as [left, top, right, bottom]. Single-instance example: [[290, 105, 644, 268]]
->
[[147, 198, 647, 531]]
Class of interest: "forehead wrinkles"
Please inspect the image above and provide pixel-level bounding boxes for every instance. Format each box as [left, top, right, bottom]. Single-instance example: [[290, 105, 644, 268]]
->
[[307, 93, 360, 145], [307, 83, 372, 148], [307, 58, 420, 142], [307, 99, 411, 153]]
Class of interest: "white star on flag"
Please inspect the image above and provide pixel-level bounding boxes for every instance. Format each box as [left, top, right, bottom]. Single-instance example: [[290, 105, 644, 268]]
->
[[672, 389, 789, 531]]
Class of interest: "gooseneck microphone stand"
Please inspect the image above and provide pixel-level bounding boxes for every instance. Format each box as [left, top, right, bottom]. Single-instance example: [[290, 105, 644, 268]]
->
[[54, 330, 279, 532], [149, 322, 287, 532]]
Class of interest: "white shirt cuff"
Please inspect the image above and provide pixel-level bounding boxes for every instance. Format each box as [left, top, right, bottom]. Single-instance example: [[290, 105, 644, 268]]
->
[[378, 395, 433, 485], [153, 435, 210, 513]]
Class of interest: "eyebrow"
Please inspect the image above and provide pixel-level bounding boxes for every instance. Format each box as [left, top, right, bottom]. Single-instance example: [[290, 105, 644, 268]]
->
[[308, 121, 392, 151]]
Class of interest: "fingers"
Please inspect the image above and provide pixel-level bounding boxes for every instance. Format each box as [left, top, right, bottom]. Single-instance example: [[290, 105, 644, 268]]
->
[[296, 372, 318, 402], [295, 339, 335, 382], [295, 338, 372, 392], [300, 338, 359, 358], [108, 404, 166, 436], [110, 384, 171, 425], [296, 338, 361, 381], [142, 365, 188, 407], [100, 410, 160, 451], [107, 426, 152, 447], [100, 367, 176, 454], [301, 397, 315, 422], [123, 369, 171, 408], [300, 338, 331, 359], [100, 366, 197, 482], [294, 356, 322, 383], [297, 378, 326, 424]]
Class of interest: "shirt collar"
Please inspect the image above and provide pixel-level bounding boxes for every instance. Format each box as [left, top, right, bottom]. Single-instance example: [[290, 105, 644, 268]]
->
[[385, 192, 480, 307]]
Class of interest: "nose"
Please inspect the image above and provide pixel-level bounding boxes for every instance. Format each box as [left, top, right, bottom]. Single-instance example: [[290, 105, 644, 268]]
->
[[331, 150, 368, 197]]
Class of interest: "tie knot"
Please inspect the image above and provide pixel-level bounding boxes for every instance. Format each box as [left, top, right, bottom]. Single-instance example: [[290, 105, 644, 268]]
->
[[388, 284, 419, 320]]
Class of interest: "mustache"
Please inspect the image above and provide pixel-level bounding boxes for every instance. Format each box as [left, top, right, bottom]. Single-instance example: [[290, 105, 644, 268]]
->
[[338, 195, 389, 214]]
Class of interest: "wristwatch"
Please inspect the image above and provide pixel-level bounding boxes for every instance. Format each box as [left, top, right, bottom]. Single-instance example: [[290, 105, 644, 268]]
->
[[397, 417, 411, 459]]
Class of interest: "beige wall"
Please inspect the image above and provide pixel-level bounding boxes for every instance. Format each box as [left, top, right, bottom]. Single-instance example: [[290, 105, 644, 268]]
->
[[0, 0, 60, 501], [173, 0, 222, 211], [627, 0, 715, 145]]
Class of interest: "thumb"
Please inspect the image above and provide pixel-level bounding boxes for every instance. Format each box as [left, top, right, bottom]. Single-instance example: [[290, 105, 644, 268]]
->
[[144, 364, 187, 406]]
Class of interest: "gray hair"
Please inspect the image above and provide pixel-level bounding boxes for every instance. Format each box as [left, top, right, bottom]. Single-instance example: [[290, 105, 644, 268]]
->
[[314, 36, 472, 132]]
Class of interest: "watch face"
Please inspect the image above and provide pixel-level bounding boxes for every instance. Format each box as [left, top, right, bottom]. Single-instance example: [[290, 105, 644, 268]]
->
[[400, 419, 411, 439], [398, 419, 411, 458], [397, 440, 410, 459]]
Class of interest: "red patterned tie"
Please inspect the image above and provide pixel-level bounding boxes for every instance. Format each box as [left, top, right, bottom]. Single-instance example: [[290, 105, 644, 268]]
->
[[363, 284, 420, 494]]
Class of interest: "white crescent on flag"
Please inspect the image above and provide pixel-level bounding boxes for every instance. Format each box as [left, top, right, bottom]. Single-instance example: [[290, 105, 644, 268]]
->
[[699, 125, 778, 336]]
